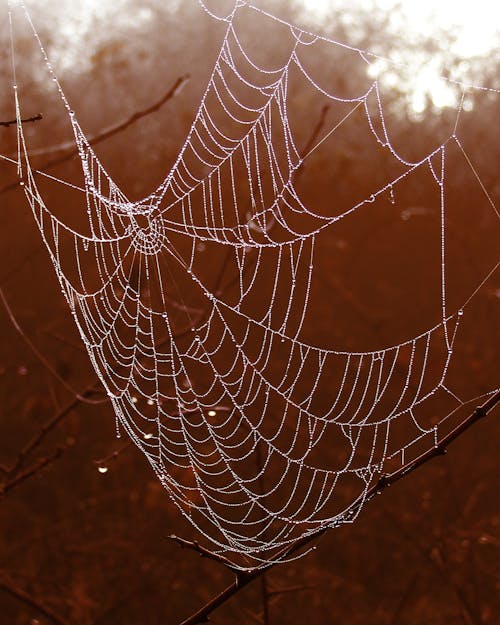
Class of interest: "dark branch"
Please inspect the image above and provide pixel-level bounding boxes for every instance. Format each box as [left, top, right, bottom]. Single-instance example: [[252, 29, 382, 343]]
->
[[0, 285, 102, 398], [5, 380, 102, 479], [167, 535, 240, 573], [94, 439, 134, 469], [267, 583, 319, 598], [385, 510, 482, 625], [1, 446, 65, 496], [0, 113, 42, 127], [179, 391, 500, 625], [0, 579, 70, 625], [47, 74, 190, 162], [242, 608, 264, 625], [293, 104, 330, 187], [0, 75, 189, 194], [260, 574, 271, 625]]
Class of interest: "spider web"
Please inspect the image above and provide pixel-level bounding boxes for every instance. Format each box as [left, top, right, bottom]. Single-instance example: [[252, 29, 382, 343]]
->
[[5, 0, 499, 568]]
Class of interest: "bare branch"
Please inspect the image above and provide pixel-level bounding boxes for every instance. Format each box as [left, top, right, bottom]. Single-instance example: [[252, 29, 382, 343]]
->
[[45, 74, 190, 166], [267, 583, 319, 598], [0, 579, 70, 625], [1, 446, 65, 496], [242, 607, 264, 624], [168, 535, 240, 573], [94, 440, 134, 470], [293, 104, 330, 187], [0, 285, 107, 400], [260, 574, 271, 625], [389, 573, 418, 625], [386, 511, 482, 625], [179, 391, 500, 625], [0, 113, 42, 127], [5, 380, 102, 478], [0, 75, 189, 194]]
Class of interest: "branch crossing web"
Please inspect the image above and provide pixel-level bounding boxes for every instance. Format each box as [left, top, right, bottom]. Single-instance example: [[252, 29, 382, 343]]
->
[[5, 0, 499, 568]]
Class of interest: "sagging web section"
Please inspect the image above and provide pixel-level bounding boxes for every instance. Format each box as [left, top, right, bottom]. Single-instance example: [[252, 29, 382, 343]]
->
[[9, 0, 486, 567]]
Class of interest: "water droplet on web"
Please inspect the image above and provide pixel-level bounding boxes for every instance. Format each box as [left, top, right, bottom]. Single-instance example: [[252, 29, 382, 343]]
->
[[389, 185, 395, 204], [10, 8, 494, 565]]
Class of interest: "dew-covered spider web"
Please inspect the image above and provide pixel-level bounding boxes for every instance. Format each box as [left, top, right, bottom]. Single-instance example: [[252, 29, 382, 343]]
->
[[5, 0, 499, 568]]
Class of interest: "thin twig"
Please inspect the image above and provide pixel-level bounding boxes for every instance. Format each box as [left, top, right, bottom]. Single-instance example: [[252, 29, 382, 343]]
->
[[178, 391, 499, 625], [6, 380, 102, 478], [267, 583, 319, 598], [0, 285, 107, 401], [1, 446, 65, 496], [389, 573, 418, 625], [0, 75, 189, 194], [255, 442, 271, 625], [430, 546, 479, 625], [294, 104, 330, 187], [386, 512, 481, 625], [94, 439, 134, 469], [167, 535, 240, 572], [301, 100, 363, 162], [0, 579, 69, 625], [0, 113, 42, 127], [48, 75, 189, 162], [0, 77, 190, 488], [260, 574, 270, 625]]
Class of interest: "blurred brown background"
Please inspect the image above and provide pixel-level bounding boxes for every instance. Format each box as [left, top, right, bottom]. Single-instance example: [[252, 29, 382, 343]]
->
[[0, 1, 498, 623]]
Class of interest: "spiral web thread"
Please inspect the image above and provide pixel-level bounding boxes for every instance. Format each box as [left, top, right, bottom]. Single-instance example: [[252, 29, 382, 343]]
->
[[6, 0, 499, 568]]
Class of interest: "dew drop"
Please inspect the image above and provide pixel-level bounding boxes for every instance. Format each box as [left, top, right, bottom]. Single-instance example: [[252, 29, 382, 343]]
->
[[389, 186, 395, 204], [98, 466, 108, 474]]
